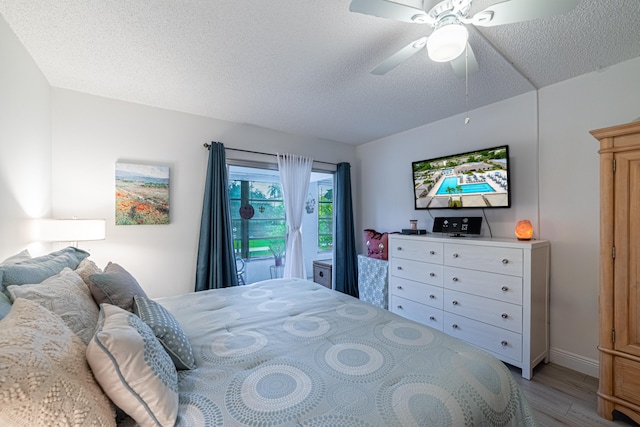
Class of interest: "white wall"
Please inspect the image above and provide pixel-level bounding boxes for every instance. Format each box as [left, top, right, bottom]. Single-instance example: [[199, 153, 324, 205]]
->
[[50, 88, 357, 298], [538, 56, 640, 374], [0, 16, 52, 260], [356, 57, 640, 377], [356, 91, 539, 240]]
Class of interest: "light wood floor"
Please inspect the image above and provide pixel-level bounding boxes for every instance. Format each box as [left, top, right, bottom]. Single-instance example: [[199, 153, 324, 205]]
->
[[508, 363, 639, 427]]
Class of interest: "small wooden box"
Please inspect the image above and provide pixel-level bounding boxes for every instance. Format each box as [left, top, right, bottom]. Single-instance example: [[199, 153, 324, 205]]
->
[[313, 259, 332, 289]]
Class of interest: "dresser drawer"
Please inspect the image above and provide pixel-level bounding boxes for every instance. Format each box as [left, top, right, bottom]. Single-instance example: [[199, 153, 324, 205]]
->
[[390, 295, 443, 331], [390, 257, 443, 286], [443, 312, 522, 362], [444, 243, 523, 276], [443, 266, 523, 305], [389, 238, 443, 264], [444, 289, 522, 333], [389, 277, 443, 309]]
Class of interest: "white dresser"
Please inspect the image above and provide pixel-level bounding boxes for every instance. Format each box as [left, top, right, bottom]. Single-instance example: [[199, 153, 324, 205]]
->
[[388, 234, 550, 379]]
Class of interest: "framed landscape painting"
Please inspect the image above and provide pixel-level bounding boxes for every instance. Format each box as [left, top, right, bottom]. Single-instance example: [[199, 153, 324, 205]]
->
[[115, 162, 170, 225]]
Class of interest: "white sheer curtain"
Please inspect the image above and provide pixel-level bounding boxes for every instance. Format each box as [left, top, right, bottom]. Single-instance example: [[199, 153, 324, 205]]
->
[[277, 153, 313, 279]]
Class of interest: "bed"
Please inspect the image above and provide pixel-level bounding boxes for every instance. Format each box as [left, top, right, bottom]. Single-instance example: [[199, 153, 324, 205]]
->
[[0, 248, 535, 426]]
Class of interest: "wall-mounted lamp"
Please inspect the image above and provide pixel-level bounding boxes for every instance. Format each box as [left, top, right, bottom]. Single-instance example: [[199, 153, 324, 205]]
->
[[514, 220, 533, 241], [34, 218, 106, 247]]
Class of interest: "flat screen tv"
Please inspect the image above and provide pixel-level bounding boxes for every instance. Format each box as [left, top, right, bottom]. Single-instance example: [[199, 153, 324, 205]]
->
[[412, 145, 511, 209]]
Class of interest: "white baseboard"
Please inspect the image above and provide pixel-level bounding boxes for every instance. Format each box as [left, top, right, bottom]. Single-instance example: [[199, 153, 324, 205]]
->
[[549, 347, 599, 378]]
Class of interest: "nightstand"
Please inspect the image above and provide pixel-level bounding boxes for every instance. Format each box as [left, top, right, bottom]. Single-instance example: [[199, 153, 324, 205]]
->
[[313, 259, 332, 288]]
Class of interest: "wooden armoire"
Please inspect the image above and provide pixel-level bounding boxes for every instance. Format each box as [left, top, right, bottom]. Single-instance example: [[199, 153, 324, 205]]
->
[[591, 121, 640, 423]]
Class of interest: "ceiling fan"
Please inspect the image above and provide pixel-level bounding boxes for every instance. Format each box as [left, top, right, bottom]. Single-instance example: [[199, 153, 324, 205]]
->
[[350, 0, 580, 77]]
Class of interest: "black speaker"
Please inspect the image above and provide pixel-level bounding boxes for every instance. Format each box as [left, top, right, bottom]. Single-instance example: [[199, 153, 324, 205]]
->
[[401, 229, 427, 235], [432, 217, 482, 236]]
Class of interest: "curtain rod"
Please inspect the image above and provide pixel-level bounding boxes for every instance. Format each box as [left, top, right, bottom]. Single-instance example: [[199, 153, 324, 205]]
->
[[203, 143, 338, 166]]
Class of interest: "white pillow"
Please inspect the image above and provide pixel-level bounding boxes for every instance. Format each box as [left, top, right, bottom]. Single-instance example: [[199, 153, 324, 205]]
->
[[7, 268, 100, 345], [87, 303, 179, 427], [0, 249, 31, 265], [0, 298, 115, 426]]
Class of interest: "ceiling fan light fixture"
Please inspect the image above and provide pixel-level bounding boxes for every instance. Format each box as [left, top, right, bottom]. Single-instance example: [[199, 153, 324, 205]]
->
[[427, 22, 468, 62]]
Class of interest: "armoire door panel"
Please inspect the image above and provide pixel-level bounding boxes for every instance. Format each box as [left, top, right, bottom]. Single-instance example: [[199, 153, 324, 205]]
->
[[614, 151, 640, 356]]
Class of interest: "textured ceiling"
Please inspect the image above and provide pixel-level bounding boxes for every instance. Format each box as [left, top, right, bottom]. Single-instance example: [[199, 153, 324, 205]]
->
[[1, 0, 639, 145]]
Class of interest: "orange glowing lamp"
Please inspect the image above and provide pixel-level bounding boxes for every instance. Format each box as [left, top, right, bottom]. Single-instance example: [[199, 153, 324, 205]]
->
[[515, 220, 533, 240]]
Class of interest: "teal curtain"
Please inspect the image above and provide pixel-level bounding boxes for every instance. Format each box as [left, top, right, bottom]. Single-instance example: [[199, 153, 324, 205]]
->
[[334, 162, 358, 297], [195, 142, 239, 291]]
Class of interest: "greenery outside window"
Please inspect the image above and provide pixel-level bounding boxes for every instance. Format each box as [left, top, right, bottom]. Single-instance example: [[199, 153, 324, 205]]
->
[[229, 174, 286, 260], [318, 180, 333, 252]]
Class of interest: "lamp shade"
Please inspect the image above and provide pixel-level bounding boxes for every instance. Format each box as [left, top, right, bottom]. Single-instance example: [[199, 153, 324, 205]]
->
[[427, 23, 468, 62], [515, 220, 533, 241], [35, 219, 106, 242]]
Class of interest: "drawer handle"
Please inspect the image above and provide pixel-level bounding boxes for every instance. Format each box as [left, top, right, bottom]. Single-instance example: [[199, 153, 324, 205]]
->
[[502, 258, 509, 264], [452, 300, 459, 305], [429, 316, 436, 321], [319, 271, 324, 277], [396, 286, 403, 290], [397, 246, 402, 251], [397, 266, 402, 270], [452, 324, 459, 329], [429, 250, 435, 255], [453, 253, 459, 258], [501, 340, 508, 347], [452, 277, 459, 282], [397, 305, 403, 310], [429, 294, 435, 299], [429, 272, 435, 277], [501, 313, 508, 319], [501, 286, 509, 292]]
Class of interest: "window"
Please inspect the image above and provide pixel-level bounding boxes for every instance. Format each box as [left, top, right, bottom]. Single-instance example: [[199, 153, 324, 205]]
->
[[228, 167, 286, 260], [318, 180, 333, 252], [228, 164, 334, 286]]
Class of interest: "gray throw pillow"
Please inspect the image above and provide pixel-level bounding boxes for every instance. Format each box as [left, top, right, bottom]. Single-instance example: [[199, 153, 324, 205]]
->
[[88, 263, 147, 312], [133, 295, 196, 370]]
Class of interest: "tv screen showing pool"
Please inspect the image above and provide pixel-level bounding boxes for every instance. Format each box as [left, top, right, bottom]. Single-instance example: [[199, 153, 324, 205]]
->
[[412, 145, 511, 209]]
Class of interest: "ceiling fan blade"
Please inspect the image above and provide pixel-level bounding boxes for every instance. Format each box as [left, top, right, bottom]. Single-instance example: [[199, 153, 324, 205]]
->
[[371, 37, 427, 75], [470, 0, 580, 27], [349, 0, 431, 24], [449, 43, 479, 78]]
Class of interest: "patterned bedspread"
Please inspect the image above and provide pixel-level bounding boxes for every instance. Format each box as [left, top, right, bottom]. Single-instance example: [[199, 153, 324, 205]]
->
[[156, 279, 535, 426]]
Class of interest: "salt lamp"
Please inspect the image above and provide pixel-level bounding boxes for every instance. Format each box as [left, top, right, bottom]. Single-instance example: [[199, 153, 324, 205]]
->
[[515, 220, 533, 240]]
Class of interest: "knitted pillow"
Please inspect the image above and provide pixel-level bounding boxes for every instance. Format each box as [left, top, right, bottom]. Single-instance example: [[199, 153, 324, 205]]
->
[[7, 268, 100, 345], [0, 298, 115, 426]]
